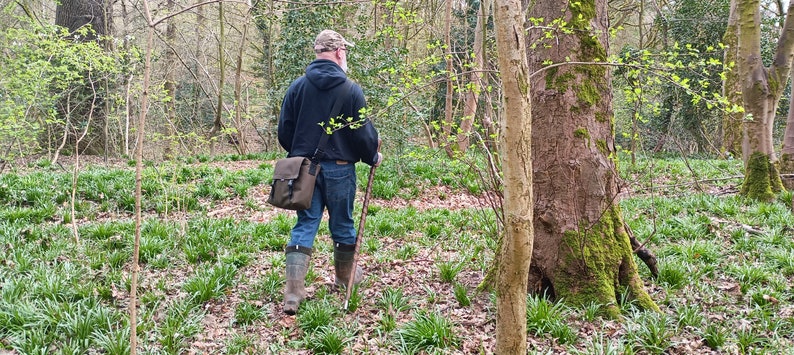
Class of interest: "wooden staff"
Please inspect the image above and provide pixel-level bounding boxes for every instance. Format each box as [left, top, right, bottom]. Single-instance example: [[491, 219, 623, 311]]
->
[[343, 162, 377, 311]]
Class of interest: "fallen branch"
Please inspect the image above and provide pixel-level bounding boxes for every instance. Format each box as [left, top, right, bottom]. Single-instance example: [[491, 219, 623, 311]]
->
[[625, 221, 658, 278], [629, 175, 744, 195], [710, 217, 765, 236]]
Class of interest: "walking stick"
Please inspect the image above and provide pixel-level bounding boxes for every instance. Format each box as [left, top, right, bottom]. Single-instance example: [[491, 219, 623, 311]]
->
[[343, 163, 377, 311]]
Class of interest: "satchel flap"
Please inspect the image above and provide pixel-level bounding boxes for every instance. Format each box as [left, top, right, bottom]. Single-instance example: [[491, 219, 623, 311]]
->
[[272, 157, 307, 180], [273, 157, 308, 180]]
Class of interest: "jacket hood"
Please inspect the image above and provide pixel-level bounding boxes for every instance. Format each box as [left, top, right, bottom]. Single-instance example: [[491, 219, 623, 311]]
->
[[305, 59, 348, 91]]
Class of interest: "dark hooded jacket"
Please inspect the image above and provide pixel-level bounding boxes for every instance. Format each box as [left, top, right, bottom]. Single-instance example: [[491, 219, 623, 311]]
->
[[278, 59, 379, 166]]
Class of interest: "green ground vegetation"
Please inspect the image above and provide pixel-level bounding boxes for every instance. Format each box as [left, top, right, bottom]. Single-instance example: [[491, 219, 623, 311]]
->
[[0, 149, 792, 353]]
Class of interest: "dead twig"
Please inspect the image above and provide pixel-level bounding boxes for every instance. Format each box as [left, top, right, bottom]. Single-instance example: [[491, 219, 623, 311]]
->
[[625, 221, 658, 278]]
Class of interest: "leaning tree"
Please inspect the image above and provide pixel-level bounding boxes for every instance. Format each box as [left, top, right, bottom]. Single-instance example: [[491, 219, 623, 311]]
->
[[526, 0, 659, 316]]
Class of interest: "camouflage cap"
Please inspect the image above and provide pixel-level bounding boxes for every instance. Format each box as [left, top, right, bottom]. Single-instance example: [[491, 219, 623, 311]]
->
[[314, 30, 354, 53]]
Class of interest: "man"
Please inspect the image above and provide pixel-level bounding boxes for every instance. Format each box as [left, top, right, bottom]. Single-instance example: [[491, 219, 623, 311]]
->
[[277, 29, 382, 315]]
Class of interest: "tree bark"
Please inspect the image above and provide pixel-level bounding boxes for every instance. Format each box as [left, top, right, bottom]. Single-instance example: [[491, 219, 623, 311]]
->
[[55, 0, 109, 40], [722, 0, 743, 158], [527, 0, 658, 316], [54, 0, 110, 155], [737, 0, 794, 200], [493, 0, 533, 352]]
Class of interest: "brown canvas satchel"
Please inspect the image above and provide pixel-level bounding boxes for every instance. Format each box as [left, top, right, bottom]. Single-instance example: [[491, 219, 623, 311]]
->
[[267, 157, 320, 210]]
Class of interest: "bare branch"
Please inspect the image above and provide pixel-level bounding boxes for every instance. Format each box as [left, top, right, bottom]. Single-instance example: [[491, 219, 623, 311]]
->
[[151, 0, 249, 27]]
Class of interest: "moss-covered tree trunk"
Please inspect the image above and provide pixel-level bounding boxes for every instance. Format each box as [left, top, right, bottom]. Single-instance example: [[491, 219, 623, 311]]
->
[[493, 0, 533, 352], [527, 0, 658, 316], [737, 0, 794, 200]]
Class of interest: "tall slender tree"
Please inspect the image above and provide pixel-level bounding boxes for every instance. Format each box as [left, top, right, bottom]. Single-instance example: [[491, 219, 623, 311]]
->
[[722, 0, 743, 157], [766, 1, 794, 190], [493, 0, 533, 352], [781, 61, 794, 189], [163, 0, 178, 158], [211, 2, 226, 138], [736, 0, 794, 200], [527, 0, 658, 316], [232, 6, 253, 154], [457, 0, 492, 153], [442, 0, 455, 157]]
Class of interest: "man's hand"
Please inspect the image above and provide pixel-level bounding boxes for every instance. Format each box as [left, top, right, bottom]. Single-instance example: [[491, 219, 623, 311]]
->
[[373, 139, 383, 167], [375, 152, 383, 167]]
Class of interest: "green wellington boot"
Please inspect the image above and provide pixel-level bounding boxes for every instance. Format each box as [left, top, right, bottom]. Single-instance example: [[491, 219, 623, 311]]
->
[[283, 247, 311, 315], [334, 243, 363, 288]]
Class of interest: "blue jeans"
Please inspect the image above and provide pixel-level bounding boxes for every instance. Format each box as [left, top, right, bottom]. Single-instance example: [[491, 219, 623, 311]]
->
[[287, 160, 357, 249]]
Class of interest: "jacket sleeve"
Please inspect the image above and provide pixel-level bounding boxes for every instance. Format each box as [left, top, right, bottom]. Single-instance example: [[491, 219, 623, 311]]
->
[[351, 85, 380, 166], [277, 88, 295, 153]]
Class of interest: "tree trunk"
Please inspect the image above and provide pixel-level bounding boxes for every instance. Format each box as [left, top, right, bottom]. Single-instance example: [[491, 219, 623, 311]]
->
[[55, 0, 109, 40], [70, 80, 97, 244], [163, 0, 177, 158], [777, 10, 794, 189], [493, 0, 533, 352], [722, 0, 743, 158], [737, 0, 794, 200], [232, 8, 251, 155], [194, 0, 206, 121], [780, 63, 794, 189], [456, 0, 491, 153], [527, 0, 658, 317], [629, 0, 646, 166], [442, 0, 455, 157], [54, 0, 110, 155], [129, 2, 156, 350], [120, 0, 132, 156], [211, 2, 226, 138]]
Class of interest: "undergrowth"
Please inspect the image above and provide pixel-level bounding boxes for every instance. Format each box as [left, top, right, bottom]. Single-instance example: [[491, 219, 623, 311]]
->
[[0, 149, 792, 353]]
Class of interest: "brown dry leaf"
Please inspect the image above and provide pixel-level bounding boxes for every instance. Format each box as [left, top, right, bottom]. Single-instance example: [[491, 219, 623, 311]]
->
[[278, 315, 296, 328], [762, 294, 779, 304], [716, 281, 740, 293]]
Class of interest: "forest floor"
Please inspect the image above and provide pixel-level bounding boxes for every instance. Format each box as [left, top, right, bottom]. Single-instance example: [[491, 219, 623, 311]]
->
[[177, 158, 789, 354], [138, 157, 506, 353], [1, 153, 792, 354]]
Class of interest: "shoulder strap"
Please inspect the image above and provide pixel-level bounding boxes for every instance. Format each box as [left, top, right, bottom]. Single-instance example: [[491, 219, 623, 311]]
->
[[312, 80, 353, 162]]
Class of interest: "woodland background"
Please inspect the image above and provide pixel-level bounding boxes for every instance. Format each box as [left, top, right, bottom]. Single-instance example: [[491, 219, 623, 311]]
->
[[2, 0, 794, 354], [1, 0, 777, 164]]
